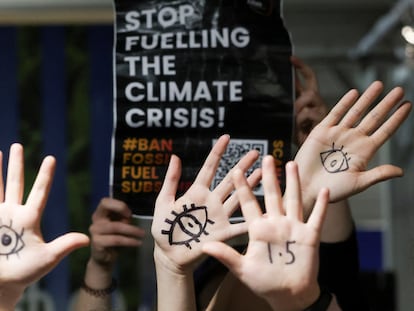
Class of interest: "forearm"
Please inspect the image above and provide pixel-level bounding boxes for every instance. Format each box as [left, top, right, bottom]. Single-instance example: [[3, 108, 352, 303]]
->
[[206, 272, 271, 311], [0, 286, 24, 311], [155, 262, 196, 311], [268, 290, 342, 311], [321, 200, 353, 243], [154, 247, 197, 311], [72, 258, 114, 311], [265, 284, 321, 311]]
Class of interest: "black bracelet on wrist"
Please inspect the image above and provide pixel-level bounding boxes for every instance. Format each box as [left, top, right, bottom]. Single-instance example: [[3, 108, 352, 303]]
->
[[81, 278, 117, 298], [303, 288, 333, 311]]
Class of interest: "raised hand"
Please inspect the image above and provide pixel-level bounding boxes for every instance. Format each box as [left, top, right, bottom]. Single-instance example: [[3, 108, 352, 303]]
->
[[294, 81, 412, 213], [291, 56, 328, 146], [0, 144, 89, 310], [202, 156, 329, 311], [152, 134, 261, 274]]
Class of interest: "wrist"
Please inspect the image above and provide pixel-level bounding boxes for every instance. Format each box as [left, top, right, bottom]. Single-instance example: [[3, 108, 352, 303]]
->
[[0, 285, 24, 310], [89, 250, 117, 271], [83, 258, 115, 289], [303, 288, 333, 311], [153, 245, 192, 277], [265, 283, 321, 311]]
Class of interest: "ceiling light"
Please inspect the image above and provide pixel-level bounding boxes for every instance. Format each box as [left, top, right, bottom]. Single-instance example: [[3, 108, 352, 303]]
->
[[401, 25, 414, 44]]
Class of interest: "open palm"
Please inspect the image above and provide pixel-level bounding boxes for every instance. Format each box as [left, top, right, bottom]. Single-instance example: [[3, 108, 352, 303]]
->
[[0, 144, 89, 308], [152, 134, 261, 273], [203, 157, 329, 311], [295, 81, 412, 212]]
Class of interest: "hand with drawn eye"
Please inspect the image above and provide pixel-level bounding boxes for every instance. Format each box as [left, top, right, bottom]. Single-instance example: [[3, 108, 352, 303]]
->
[[202, 157, 330, 311], [152, 134, 261, 275], [291, 56, 328, 146], [294, 81, 412, 216], [0, 144, 89, 311]]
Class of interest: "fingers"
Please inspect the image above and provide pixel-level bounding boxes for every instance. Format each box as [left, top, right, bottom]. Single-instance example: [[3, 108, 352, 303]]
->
[[92, 197, 132, 222], [224, 167, 262, 217], [357, 164, 404, 192], [370, 101, 412, 146], [156, 155, 181, 207], [93, 233, 144, 248], [26, 156, 56, 212], [232, 168, 262, 225], [291, 55, 318, 93], [307, 188, 329, 233], [261, 156, 283, 217], [357, 86, 405, 135], [202, 241, 242, 274], [225, 221, 248, 239], [339, 81, 384, 128], [215, 149, 260, 202], [5, 143, 25, 204], [319, 82, 409, 133], [90, 221, 145, 247], [320, 89, 359, 126], [283, 161, 303, 221], [193, 134, 230, 186], [47, 232, 90, 263]]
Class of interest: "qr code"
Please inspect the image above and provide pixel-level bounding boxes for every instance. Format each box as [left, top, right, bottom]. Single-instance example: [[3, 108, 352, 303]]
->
[[212, 138, 267, 196]]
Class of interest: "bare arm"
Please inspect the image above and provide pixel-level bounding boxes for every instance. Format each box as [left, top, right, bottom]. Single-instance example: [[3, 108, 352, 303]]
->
[[73, 198, 145, 311]]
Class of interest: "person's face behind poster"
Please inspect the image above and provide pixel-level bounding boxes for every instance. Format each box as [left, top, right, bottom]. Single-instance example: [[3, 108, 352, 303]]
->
[[111, 0, 293, 218]]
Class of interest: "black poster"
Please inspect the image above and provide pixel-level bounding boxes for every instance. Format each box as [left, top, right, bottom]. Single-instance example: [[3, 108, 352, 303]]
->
[[111, 0, 294, 217]]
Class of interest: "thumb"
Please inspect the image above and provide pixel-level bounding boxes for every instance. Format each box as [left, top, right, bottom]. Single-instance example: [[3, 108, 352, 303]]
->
[[47, 233, 90, 262], [358, 165, 403, 191]]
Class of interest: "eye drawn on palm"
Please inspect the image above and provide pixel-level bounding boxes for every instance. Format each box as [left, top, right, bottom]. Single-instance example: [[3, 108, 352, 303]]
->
[[0, 144, 89, 289], [294, 81, 412, 208], [152, 134, 261, 271], [0, 204, 59, 285], [155, 180, 230, 267]]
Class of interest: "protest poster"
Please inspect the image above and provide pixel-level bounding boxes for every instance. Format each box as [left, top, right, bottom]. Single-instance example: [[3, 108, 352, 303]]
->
[[111, 0, 294, 217]]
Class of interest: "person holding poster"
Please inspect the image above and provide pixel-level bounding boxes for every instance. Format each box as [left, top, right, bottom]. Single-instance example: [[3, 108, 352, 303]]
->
[[0, 144, 90, 311]]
